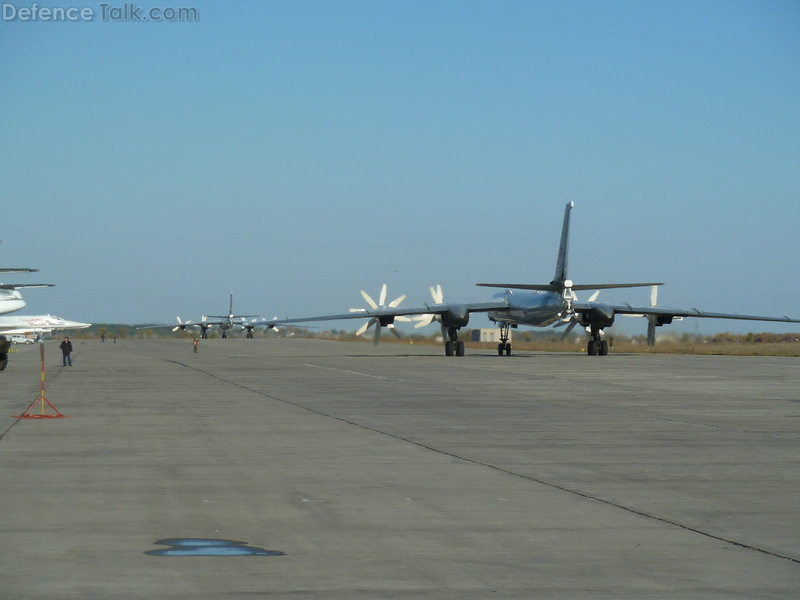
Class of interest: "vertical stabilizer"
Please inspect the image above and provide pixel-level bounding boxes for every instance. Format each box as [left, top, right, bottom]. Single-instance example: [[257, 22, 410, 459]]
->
[[552, 201, 574, 287]]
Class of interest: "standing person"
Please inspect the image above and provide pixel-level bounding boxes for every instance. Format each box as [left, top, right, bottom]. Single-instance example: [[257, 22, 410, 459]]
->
[[60, 337, 73, 367], [193, 338, 198, 353]]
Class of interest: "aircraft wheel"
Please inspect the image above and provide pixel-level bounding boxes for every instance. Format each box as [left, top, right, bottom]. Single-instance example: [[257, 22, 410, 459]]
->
[[587, 341, 598, 356], [445, 341, 455, 356], [498, 343, 505, 356], [455, 341, 465, 356], [599, 340, 609, 356], [0, 355, 7, 371], [505, 343, 512, 356]]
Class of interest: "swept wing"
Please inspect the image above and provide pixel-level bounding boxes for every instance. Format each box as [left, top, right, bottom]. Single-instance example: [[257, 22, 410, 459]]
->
[[270, 299, 509, 326], [593, 302, 800, 324], [0, 284, 54, 290]]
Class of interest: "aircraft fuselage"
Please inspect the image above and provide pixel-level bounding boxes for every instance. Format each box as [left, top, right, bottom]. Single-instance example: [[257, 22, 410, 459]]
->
[[488, 290, 566, 328]]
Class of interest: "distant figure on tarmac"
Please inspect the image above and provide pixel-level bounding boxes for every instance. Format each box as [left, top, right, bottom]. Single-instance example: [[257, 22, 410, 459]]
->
[[60, 337, 74, 366], [193, 338, 198, 354]]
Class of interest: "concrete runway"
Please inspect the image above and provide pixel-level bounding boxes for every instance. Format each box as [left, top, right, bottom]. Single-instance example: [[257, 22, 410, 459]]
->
[[1, 338, 798, 599]]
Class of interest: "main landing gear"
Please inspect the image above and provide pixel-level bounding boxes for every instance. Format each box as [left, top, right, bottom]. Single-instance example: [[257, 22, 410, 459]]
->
[[443, 326, 465, 357], [587, 325, 608, 356], [497, 322, 512, 356]]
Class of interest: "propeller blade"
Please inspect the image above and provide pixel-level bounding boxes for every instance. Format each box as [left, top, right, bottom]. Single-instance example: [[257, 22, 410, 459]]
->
[[588, 290, 600, 302], [560, 320, 578, 339], [387, 324, 402, 340], [360, 290, 378, 309], [378, 283, 387, 307], [650, 285, 658, 307], [356, 318, 376, 337], [388, 294, 406, 308], [414, 315, 434, 328], [373, 323, 382, 345], [430, 284, 444, 304], [647, 321, 657, 346]]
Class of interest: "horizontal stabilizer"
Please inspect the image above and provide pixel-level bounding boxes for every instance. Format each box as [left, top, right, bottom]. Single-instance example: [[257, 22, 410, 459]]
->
[[476, 283, 556, 291], [572, 282, 664, 290], [477, 282, 663, 291]]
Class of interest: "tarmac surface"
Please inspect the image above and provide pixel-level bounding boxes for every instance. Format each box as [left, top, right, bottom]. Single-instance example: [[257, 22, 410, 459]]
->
[[1, 337, 799, 599]]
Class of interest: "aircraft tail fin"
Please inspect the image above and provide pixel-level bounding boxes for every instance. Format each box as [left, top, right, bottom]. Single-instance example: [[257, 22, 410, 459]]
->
[[476, 202, 664, 294], [551, 201, 573, 289], [477, 202, 573, 294]]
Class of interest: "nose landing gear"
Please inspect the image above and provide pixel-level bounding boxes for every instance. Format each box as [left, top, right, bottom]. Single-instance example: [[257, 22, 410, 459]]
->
[[497, 322, 512, 356]]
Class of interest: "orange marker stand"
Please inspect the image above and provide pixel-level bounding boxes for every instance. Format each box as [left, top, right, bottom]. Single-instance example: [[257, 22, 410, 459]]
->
[[14, 343, 68, 419]]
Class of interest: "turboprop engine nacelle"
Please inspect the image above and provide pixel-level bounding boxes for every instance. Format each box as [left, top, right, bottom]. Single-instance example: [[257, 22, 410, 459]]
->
[[0, 290, 25, 315], [441, 304, 469, 329], [580, 304, 615, 329]]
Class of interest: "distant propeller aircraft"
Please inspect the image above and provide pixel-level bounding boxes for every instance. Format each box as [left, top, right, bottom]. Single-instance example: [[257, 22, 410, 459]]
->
[[269, 202, 800, 356], [201, 292, 262, 339], [146, 293, 277, 339]]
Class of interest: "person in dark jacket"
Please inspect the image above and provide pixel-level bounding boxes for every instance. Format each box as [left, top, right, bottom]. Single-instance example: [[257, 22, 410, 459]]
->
[[0, 335, 9, 371], [60, 337, 73, 366]]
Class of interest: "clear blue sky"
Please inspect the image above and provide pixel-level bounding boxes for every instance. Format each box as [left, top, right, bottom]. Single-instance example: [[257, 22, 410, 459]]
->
[[2, 1, 799, 336]]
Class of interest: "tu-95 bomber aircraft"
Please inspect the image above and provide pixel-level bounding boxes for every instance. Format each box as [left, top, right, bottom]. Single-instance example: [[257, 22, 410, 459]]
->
[[148, 292, 279, 339], [270, 202, 800, 356], [201, 292, 264, 338]]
